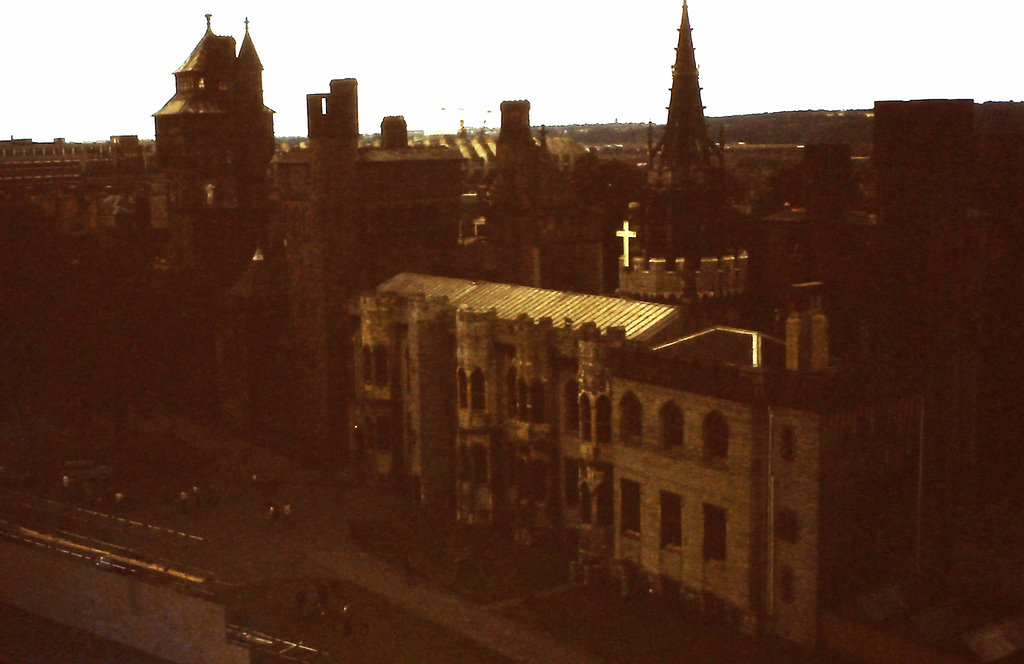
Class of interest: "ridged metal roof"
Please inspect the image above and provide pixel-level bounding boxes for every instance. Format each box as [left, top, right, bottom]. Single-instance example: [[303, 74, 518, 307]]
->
[[378, 273, 680, 341]]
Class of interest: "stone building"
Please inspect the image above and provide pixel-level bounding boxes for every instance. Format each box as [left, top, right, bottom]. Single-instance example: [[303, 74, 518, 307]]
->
[[153, 15, 275, 288], [351, 274, 920, 645]]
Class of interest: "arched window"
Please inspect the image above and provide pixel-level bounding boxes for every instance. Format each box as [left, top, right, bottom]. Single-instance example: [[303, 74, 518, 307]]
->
[[579, 394, 592, 441], [361, 345, 373, 384], [595, 395, 611, 444], [529, 381, 545, 423], [456, 368, 468, 409], [517, 379, 528, 420], [563, 380, 579, 434], [703, 410, 729, 460], [660, 401, 684, 448], [373, 345, 389, 386], [506, 368, 517, 417], [619, 392, 643, 442], [470, 368, 486, 411], [472, 444, 488, 484]]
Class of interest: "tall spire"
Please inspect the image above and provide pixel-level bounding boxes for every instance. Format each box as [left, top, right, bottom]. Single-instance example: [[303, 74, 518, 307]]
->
[[651, 2, 713, 184]]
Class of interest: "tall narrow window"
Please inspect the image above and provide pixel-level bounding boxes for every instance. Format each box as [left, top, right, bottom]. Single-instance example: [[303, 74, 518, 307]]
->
[[619, 392, 643, 442], [362, 346, 373, 384], [596, 481, 614, 526], [580, 394, 592, 441], [702, 503, 727, 561], [373, 345, 389, 386], [472, 444, 488, 484], [529, 381, 545, 423], [580, 481, 592, 524], [564, 459, 579, 506], [702, 410, 729, 460], [620, 479, 641, 535], [563, 380, 579, 434], [517, 380, 528, 420], [470, 369, 485, 411], [506, 368, 517, 417], [456, 368, 468, 409], [660, 491, 682, 548], [776, 508, 800, 543], [660, 401, 684, 448], [595, 395, 611, 444]]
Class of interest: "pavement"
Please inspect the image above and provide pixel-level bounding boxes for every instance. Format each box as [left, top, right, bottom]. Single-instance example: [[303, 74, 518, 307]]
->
[[9, 414, 604, 664]]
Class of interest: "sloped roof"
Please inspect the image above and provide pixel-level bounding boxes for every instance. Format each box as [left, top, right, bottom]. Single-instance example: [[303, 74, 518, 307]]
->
[[176, 29, 236, 74], [377, 273, 680, 342], [237, 29, 263, 71], [653, 326, 784, 369]]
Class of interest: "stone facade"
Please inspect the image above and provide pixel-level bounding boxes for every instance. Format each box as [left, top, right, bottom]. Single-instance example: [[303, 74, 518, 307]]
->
[[351, 273, 919, 646]]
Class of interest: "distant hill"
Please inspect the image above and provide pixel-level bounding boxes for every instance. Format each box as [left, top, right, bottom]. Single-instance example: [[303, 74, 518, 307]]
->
[[537, 103, 1024, 159]]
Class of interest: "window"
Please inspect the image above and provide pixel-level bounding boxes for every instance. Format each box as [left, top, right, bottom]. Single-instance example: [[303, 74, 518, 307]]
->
[[506, 368, 517, 417], [780, 426, 795, 461], [595, 395, 611, 444], [563, 380, 579, 434], [580, 482, 592, 524], [660, 401, 684, 448], [580, 394, 592, 441], [470, 369, 485, 411], [529, 460, 548, 501], [620, 479, 641, 535], [596, 481, 614, 526], [458, 445, 470, 480], [702, 411, 729, 460], [472, 444, 488, 484], [776, 508, 799, 543], [660, 491, 682, 548], [456, 368, 468, 409], [780, 566, 795, 603], [373, 345, 389, 386], [517, 380, 528, 420], [619, 392, 643, 442], [702, 503, 727, 561], [362, 345, 373, 384], [564, 459, 579, 506], [529, 381, 545, 423]]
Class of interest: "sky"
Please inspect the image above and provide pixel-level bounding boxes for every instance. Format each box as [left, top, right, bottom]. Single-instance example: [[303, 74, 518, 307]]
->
[[4, 1, 1021, 142]]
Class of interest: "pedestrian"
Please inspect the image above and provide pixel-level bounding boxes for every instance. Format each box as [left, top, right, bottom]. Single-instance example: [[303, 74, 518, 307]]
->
[[179, 490, 190, 513]]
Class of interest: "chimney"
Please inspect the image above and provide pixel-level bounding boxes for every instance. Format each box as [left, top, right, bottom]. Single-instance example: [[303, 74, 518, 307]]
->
[[381, 116, 408, 149], [785, 282, 829, 372]]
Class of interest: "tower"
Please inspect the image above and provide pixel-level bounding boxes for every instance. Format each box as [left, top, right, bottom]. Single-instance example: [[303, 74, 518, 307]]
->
[[649, 1, 715, 187], [641, 1, 728, 262], [154, 15, 275, 287]]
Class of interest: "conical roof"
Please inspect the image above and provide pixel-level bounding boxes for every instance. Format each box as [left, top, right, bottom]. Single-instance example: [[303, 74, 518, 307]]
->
[[237, 19, 263, 71]]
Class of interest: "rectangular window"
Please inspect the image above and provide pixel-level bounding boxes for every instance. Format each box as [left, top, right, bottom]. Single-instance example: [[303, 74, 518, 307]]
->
[[702, 503, 727, 561], [620, 479, 641, 535], [660, 491, 682, 548], [564, 459, 579, 506]]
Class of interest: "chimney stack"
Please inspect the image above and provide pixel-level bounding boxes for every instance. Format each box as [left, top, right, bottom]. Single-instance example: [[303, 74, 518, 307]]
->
[[785, 282, 829, 372]]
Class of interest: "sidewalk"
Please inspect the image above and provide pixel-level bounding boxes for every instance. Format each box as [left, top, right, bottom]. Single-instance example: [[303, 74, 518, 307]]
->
[[134, 416, 603, 664]]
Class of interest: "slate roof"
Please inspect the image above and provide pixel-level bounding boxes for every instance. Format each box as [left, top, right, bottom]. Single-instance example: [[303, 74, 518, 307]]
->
[[377, 273, 681, 342]]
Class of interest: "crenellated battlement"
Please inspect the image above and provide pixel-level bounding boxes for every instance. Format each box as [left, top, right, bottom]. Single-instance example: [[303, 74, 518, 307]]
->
[[618, 251, 749, 301]]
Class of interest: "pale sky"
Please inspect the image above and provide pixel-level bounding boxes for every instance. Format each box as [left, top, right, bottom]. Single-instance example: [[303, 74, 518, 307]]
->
[[4, 1, 1021, 141]]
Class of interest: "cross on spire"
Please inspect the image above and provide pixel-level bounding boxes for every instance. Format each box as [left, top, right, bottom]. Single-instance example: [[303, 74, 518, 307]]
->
[[616, 220, 637, 267], [245, 17, 250, 32], [205, 14, 212, 30]]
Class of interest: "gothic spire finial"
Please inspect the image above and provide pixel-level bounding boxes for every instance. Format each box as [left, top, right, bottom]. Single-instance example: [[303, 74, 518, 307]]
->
[[245, 17, 250, 32], [205, 14, 212, 31]]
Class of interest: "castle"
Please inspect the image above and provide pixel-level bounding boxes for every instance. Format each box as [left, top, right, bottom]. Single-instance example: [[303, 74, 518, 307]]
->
[[132, 6, 1023, 655]]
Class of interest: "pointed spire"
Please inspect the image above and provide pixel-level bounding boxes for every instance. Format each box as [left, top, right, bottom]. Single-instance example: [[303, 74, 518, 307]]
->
[[651, 2, 713, 183], [238, 18, 264, 70]]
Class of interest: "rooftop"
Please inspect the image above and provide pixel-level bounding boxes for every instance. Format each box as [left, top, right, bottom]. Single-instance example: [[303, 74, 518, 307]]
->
[[377, 273, 681, 342]]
